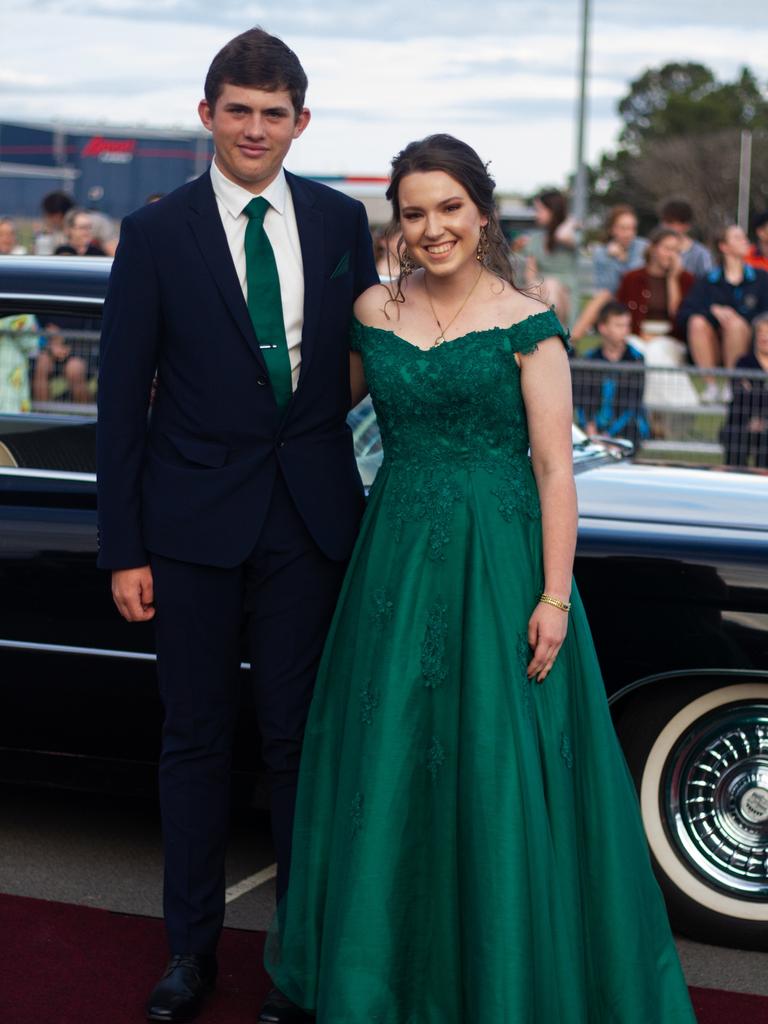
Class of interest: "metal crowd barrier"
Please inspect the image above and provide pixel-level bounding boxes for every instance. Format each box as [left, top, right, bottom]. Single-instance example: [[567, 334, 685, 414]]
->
[[570, 357, 768, 468], [3, 319, 767, 470]]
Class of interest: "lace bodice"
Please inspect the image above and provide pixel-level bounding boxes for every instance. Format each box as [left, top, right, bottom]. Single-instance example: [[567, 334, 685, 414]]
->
[[352, 309, 568, 470], [351, 309, 570, 558]]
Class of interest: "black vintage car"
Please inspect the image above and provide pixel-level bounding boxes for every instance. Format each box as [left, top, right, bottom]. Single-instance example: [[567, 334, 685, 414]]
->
[[0, 256, 766, 951]]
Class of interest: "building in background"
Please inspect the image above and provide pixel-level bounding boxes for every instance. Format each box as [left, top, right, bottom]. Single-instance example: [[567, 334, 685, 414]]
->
[[0, 120, 212, 219]]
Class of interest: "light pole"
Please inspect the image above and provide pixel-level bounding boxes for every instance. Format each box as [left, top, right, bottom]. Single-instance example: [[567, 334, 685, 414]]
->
[[737, 129, 752, 232], [573, 0, 591, 234], [571, 0, 591, 327]]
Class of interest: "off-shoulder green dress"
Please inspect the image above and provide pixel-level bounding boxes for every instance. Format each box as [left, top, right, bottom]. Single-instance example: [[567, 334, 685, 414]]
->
[[265, 310, 695, 1023]]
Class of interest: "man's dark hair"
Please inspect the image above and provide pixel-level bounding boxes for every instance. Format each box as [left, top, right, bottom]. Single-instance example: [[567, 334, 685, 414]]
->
[[41, 191, 74, 217], [596, 300, 630, 328], [753, 210, 768, 232], [204, 27, 308, 116], [660, 199, 693, 225]]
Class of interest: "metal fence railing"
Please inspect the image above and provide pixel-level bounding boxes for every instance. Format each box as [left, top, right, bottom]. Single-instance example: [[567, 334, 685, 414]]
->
[[571, 358, 768, 468], [0, 320, 99, 416], [3, 315, 767, 471]]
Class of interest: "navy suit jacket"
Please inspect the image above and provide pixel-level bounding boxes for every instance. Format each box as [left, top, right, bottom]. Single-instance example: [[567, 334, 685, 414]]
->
[[96, 169, 378, 570]]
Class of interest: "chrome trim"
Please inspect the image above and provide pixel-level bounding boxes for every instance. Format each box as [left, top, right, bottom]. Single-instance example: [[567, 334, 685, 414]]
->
[[0, 638, 252, 671], [0, 639, 155, 662], [0, 467, 96, 482], [608, 669, 768, 707], [0, 292, 104, 306], [665, 703, 768, 898]]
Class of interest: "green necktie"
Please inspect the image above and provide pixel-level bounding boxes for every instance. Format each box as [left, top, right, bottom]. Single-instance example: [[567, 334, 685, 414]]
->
[[243, 196, 293, 410]]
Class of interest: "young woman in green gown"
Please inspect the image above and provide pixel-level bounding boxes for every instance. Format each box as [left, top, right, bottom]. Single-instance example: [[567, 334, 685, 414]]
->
[[264, 135, 696, 1024]]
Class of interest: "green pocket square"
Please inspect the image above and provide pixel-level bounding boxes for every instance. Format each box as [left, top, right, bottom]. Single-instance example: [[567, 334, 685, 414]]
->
[[330, 251, 351, 278]]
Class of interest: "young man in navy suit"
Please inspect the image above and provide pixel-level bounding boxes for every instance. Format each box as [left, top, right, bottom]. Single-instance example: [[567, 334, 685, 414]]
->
[[97, 28, 378, 1024]]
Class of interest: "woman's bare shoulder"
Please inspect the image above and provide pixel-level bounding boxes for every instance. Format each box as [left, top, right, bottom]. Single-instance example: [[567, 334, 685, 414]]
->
[[353, 283, 399, 327], [503, 290, 552, 326]]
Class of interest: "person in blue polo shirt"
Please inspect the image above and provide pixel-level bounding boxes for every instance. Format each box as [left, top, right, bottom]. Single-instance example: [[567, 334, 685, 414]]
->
[[721, 311, 768, 467], [677, 224, 768, 401], [573, 300, 650, 447]]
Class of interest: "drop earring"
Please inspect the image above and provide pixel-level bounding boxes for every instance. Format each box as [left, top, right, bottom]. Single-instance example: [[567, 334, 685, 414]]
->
[[476, 225, 489, 264]]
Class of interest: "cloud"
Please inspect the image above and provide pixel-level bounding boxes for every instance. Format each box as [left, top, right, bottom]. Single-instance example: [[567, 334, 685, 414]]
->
[[4, 0, 768, 191]]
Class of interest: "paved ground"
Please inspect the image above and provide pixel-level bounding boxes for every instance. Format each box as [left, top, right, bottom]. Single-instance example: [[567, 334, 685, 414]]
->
[[1, 784, 766, 997]]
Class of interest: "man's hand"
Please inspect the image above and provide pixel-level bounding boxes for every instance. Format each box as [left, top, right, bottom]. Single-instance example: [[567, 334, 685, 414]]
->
[[111, 566, 155, 622]]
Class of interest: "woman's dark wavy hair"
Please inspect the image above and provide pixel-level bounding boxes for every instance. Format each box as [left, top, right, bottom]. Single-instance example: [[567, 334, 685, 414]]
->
[[384, 134, 515, 307]]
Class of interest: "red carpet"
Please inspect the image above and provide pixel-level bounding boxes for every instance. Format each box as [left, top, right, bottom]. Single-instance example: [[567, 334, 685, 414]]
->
[[0, 893, 764, 1023]]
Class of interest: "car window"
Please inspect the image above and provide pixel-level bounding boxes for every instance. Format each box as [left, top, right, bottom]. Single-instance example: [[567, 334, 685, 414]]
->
[[0, 309, 100, 418]]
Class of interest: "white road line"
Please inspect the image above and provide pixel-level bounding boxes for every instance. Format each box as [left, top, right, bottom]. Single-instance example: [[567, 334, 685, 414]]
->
[[224, 863, 277, 904]]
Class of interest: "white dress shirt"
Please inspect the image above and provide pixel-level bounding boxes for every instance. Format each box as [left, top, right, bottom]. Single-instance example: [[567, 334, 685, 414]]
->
[[210, 158, 304, 391]]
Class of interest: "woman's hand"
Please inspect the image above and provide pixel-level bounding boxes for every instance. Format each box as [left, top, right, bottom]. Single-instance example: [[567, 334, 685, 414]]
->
[[526, 602, 569, 683]]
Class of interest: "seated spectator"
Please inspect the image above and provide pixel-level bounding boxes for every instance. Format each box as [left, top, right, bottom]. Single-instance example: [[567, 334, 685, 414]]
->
[[617, 227, 694, 338], [572, 301, 650, 447], [658, 199, 713, 277], [721, 312, 768, 467], [54, 209, 107, 257], [571, 205, 648, 340], [0, 217, 27, 255], [522, 188, 577, 321], [677, 224, 768, 401], [34, 191, 74, 255], [745, 211, 768, 273], [32, 322, 90, 404]]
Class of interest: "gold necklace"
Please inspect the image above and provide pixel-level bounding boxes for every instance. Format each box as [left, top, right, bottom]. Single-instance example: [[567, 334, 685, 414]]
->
[[424, 267, 484, 347]]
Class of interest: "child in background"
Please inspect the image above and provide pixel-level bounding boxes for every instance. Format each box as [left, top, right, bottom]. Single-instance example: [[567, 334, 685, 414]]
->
[[573, 301, 650, 447]]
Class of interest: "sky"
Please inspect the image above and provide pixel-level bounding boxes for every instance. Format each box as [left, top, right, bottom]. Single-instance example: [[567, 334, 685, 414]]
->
[[3, 0, 767, 192]]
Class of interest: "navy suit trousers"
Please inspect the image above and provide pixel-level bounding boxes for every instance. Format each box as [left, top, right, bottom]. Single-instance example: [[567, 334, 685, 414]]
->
[[151, 472, 347, 955]]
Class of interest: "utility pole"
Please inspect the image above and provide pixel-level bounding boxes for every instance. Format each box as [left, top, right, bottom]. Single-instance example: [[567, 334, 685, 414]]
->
[[573, 0, 591, 233], [737, 129, 752, 232], [571, 0, 591, 326]]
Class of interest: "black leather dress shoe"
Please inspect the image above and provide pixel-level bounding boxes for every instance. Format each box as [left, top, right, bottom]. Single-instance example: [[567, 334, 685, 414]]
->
[[258, 987, 313, 1023], [146, 954, 217, 1023]]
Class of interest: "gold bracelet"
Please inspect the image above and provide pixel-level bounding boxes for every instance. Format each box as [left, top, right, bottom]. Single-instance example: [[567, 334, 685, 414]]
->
[[540, 593, 571, 612]]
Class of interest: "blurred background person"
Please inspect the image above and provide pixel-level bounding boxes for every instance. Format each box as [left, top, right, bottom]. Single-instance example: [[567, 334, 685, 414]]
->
[[0, 313, 39, 413], [32, 322, 90, 404], [572, 300, 649, 447], [522, 187, 577, 320], [616, 227, 693, 338], [372, 227, 401, 282], [572, 204, 647, 340], [745, 211, 768, 272], [87, 210, 119, 257], [677, 224, 768, 401], [721, 311, 768, 467], [34, 190, 74, 255], [0, 217, 27, 255], [54, 209, 107, 256], [658, 199, 713, 278]]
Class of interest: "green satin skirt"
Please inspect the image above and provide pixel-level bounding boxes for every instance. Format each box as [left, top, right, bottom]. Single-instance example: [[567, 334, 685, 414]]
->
[[265, 463, 696, 1023]]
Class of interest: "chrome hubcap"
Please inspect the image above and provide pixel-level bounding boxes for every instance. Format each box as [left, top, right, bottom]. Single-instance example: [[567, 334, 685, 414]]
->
[[665, 703, 768, 899]]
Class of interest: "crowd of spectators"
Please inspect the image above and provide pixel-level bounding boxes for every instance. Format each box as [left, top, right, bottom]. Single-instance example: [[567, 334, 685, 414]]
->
[[0, 192, 119, 411], [2, 188, 768, 467], [565, 198, 768, 464]]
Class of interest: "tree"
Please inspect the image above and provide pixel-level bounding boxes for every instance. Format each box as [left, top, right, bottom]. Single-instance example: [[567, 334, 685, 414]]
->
[[593, 63, 768, 240]]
